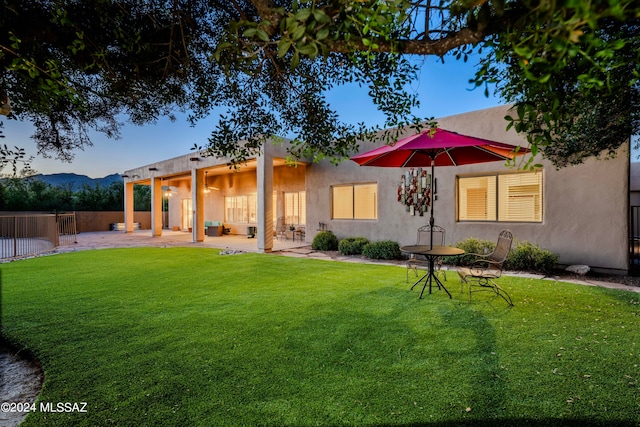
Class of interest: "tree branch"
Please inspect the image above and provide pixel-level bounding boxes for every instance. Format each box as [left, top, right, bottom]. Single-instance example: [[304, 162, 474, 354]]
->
[[331, 27, 488, 57], [249, 0, 283, 35]]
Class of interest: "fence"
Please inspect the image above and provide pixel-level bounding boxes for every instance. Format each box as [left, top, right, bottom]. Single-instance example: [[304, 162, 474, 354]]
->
[[630, 206, 640, 276], [0, 213, 77, 260]]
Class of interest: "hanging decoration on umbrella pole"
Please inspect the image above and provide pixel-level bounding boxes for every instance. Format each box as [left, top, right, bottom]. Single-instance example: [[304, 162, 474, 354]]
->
[[397, 168, 431, 216]]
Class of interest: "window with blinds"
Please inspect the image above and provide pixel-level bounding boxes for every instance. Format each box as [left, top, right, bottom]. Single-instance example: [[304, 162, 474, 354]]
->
[[284, 191, 306, 224], [498, 173, 542, 221], [457, 171, 542, 222], [332, 183, 377, 220], [224, 194, 257, 223], [458, 176, 496, 221]]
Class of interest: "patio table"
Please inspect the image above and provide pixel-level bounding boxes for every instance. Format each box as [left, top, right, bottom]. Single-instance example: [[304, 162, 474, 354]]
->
[[400, 245, 465, 299]]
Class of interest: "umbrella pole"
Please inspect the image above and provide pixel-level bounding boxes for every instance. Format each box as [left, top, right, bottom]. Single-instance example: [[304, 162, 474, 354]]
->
[[429, 158, 435, 249]]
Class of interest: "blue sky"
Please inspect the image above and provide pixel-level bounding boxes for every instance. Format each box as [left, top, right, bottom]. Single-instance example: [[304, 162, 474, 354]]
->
[[5, 55, 505, 178]]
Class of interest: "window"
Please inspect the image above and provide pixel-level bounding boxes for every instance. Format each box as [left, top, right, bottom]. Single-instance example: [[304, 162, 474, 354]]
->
[[332, 183, 377, 220], [225, 194, 257, 223], [458, 176, 496, 221], [457, 172, 542, 222], [284, 191, 306, 225]]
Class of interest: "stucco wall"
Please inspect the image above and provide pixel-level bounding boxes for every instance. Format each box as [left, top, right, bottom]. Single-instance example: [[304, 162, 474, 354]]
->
[[306, 105, 630, 273], [75, 211, 152, 232], [0, 211, 152, 232]]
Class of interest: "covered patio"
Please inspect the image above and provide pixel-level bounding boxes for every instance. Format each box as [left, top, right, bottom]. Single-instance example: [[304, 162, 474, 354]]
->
[[121, 139, 309, 253]]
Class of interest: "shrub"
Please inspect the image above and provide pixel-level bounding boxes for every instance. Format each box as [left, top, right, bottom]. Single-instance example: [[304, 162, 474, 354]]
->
[[338, 237, 370, 255], [312, 230, 339, 251], [444, 237, 558, 273], [362, 240, 401, 260], [505, 241, 559, 273], [443, 237, 495, 266]]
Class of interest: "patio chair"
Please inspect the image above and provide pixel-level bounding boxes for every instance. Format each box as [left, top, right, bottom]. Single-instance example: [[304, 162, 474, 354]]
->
[[406, 224, 446, 283], [275, 217, 287, 240], [457, 230, 514, 306]]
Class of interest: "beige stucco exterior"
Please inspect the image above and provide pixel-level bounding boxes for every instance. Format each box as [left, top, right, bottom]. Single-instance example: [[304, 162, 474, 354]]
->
[[124, 104, 631, 273], [122, 141, 306, 253], [309, 105, 629, 272]]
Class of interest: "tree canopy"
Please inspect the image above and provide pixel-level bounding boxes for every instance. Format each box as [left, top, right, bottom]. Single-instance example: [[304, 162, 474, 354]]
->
[[1, 1, 638, 170], [0, 178, 150, 211]]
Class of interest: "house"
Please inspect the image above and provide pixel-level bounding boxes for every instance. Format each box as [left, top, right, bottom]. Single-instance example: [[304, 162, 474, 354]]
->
[[122, 105, 631, 274]]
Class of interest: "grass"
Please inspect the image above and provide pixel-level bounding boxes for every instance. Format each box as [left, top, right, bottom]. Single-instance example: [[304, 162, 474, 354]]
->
[[1, 247, 639, 426]]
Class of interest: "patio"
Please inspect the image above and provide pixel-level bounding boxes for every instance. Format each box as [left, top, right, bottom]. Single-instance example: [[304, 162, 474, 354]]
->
[[52, 229, 310, 254]]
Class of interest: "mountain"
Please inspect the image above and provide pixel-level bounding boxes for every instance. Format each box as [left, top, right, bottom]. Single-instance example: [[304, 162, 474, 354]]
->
[[31, 173, 123, 190]]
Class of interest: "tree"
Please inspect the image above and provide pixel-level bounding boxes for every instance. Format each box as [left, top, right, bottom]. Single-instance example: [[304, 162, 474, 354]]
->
[[477, 13, 639, 167], [1, 1, 638, 168], [133, 184, 151, 212], [0, 177, 150, 211], [0, 121, 34, 176]]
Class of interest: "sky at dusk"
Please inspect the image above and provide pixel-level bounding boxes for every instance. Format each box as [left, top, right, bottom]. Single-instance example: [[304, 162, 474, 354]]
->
[[3, 55, 507, 178]]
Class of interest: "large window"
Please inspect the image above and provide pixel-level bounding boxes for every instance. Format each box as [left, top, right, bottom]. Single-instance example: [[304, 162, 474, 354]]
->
[[225, 194, 257, 223], [284, 191, 306, 225], [457, 172, 542, 222], [332, 183, 377, 220]]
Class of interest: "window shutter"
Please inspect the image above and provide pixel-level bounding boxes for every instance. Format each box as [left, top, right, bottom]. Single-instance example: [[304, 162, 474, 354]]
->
[[498, 173, 542, 222], [299, 192, 306, 224], [332, 186, 354, 219], [458, 176, 496, 220], [354, 184, 377, 219]]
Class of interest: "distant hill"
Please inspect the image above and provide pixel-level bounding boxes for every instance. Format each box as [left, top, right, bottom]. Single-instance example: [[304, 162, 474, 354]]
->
[[31, 173, 123, 190]]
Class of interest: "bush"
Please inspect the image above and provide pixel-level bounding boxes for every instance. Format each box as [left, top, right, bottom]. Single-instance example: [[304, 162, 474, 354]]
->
[[444, 237, 558, 273], [443, 237, 495, 266], [312, 230, 339, 251], [362, 240, 401, 260], [505, 241, 559, 273], [338, 237, 370, 255]]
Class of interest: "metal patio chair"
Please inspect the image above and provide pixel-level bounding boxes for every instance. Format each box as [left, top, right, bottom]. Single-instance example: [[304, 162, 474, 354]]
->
[[457, 230, 514, 306], [275, 217, 287, 240], [406, 224, 447, 283]]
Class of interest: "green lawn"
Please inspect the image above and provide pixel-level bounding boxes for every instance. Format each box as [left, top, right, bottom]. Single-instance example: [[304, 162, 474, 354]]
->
[[1, 247, 639, 426]]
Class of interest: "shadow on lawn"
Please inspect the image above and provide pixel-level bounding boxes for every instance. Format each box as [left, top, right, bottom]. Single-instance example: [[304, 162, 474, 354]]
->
[[440, 304, 506, 417]]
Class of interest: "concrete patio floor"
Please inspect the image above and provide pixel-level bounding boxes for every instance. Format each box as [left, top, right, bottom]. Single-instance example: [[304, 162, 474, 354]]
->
[[53, 229, 309, 254]]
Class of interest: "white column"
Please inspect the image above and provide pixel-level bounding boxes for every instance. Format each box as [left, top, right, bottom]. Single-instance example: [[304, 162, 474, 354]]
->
[[151, 177, 163, 237], [124, 181, 135, 233], [191, 169, 205, 242], [257, 148, 274, 252]]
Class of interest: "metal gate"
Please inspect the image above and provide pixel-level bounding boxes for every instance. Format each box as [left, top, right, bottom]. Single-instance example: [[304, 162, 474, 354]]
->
[[56, 212, 78, 246], [630, 206, 640, 276], [0, 212, 77, 260]]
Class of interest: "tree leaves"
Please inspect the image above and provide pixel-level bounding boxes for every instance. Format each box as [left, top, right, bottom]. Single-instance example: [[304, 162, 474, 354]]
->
[[475, 10, 639, 167], [2, 1, 639, 167]]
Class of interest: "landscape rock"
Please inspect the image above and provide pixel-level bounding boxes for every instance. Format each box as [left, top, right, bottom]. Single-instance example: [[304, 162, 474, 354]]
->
[[219, 249, 244, 255], [566, 265, 590, 275]]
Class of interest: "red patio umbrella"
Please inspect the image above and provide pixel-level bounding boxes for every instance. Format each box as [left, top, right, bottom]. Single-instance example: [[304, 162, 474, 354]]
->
[[351, 128, 529, 247]]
